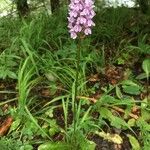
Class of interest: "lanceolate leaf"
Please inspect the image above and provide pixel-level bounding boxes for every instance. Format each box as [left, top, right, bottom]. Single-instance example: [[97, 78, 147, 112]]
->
[[136, 73, 147, 80], [121, 80, 141, 95], [142, 59, 150, 79], [116, 85, 123, 99], [38, 142, 70, 150], [122, 85, 141, 95], [127, 134, 140, 150]]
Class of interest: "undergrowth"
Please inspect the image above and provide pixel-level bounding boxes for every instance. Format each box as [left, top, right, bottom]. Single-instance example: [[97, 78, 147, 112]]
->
[[0, 6, 150, 150]]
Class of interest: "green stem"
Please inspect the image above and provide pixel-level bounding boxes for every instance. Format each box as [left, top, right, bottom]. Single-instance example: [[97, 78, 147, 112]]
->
[[73, 39, 81, 134], [147, 77, 149, 101]]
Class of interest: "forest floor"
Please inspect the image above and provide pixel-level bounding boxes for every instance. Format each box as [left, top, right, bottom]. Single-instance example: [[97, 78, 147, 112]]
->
[[0, 7, 150, 150]]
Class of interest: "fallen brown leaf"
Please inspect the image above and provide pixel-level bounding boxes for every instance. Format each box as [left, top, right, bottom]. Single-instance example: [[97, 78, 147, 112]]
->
[[77, 96, 97, 103], [105, 66, 124, 85], [111, 106, 139, 120], [0, 116, 13, 136]]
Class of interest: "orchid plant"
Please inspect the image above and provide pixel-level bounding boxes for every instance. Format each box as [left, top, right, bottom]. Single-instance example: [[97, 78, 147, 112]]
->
[[67, 0, 96, 137]]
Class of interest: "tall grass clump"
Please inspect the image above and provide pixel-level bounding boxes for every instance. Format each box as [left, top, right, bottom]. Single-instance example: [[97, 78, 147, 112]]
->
[[17, 56, 40, 115]]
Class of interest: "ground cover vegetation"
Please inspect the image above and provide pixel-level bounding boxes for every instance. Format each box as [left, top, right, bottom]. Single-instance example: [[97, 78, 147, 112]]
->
[[0, 0, 150, 149]]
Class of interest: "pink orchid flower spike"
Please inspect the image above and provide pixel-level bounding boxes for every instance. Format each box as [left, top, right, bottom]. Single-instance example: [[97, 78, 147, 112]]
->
[[68, 0, 96, 39]]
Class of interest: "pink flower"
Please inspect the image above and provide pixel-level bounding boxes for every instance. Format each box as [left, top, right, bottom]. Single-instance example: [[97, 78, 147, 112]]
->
[[84, 28, 91, 35], [87, 20, 95, 26], [74, 25, 82, 32], [68, 0, 96, 39], [71, 32, 77, 39], [78, 16, 86, 24]]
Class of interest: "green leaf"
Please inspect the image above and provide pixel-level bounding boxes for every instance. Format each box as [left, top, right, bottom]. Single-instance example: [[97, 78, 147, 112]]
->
[[136, 73, 147, 80], [128, 119, 136, 127], [141, 109, 150, 121], [81, 139, 96, 150], [7, 70, 17, 79], [121, 80, 138, 86], [100, 108, 134, 133], [136, 118, 150, 131], [9, 118, 21, 133], [122, 85, 141, 95], [38, 142, 70, 150], [25, 106, 51, 140], [121, 81, 141, 95], [142, 59, 150, 79], [99, 108, 132, 130], [20, 144, 33, 150], [99, 107, 113, 119], [45, 72, 57, 82], [111, 116, 128, 129], [117, 57, 125, 65], [49, 127, 59, 136], [116, 85, 123, 99], [141, 98, 148, 109], [127, 134, 140, 150]]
